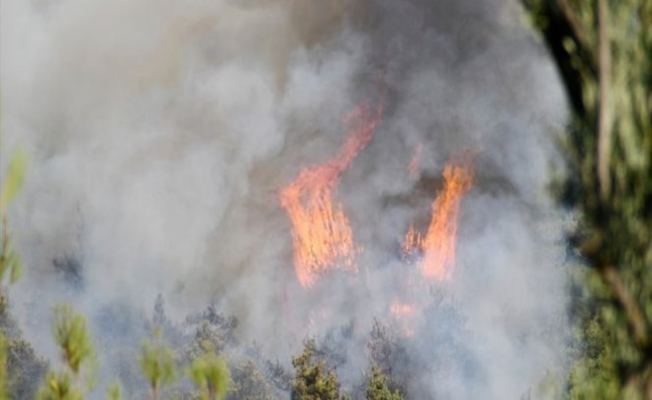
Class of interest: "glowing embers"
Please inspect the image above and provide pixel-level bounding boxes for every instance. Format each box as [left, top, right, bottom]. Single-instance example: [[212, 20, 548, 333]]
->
[[389, 299, 418, 337], [280, 104, 383, 288], [403, 156, 475, 281], [408, 143, 423, 180]]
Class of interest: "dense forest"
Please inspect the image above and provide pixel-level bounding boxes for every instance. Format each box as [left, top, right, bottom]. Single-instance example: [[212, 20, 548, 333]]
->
[[0, 0, 650, 399]]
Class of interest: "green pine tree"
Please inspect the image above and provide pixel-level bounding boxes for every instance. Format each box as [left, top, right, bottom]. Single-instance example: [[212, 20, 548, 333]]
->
[[188, 352, 230, 400], [365, 365, 402, 400], [0, 149, 27, 294], [291, 338, 340, 400], [139, 329, 176, 400], [37, 305, 95, 400], [523, 0, 652, 398]]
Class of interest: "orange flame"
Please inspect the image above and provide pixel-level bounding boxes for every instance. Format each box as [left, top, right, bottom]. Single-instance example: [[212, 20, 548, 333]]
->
[[390, 299, 418, 337], [280, 104, 383, 287], [402, 224, 421, 255], [390, 300, 417, 317], [403, 156, 475, 281]]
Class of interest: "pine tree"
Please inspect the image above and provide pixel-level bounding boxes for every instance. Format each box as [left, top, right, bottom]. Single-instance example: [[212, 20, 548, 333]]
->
[[0, 149, 26, 294], [523, 0, 652, 398], [365, 365, 402, 400], [291, 338, 340, 400], [37, 305, 95, 400], [188, 352, 230, 400], [0, 147, 48, 399], [138, 330, 177, 400]]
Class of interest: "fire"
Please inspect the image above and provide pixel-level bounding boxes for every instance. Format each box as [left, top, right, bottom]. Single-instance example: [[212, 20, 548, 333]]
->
[[390, 299, 418, 337], [280, 103, 383, 287], [408, 143, 423, 180], [402, 224, 421, 256], [390, 300, 417, 318], [403, 156, 475, 281]]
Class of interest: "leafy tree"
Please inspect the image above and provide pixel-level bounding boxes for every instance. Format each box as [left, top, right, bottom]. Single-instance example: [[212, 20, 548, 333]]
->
[[523, 0, 652, 398], [365, 365, 402, 400], [188, 352, 230, 400], [291, 338, 341, 400], [139, 329, 177, 400]]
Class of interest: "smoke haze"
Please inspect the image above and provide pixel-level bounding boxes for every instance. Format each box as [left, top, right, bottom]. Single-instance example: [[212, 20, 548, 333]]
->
[[1, 0, 568, 397]]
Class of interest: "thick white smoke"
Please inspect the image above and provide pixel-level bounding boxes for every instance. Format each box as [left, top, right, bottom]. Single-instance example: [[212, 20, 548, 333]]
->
[[1, 0, 568, 397]]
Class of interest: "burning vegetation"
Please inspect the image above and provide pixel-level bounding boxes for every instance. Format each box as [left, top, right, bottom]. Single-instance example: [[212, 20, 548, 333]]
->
[[280, 101, 476, 340], [281, 100, 475, 288], [279, 102, 383, 288], [403, 156, 475, 281], [0, 0, 579, 398]]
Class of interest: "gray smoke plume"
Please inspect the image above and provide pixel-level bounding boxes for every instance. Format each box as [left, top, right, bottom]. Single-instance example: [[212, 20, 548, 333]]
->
[[1, 0, 568, 397]]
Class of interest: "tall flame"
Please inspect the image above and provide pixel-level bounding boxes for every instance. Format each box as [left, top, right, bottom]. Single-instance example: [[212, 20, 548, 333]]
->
[[403, 156, 475, 281], [280, 104, 383, 287]]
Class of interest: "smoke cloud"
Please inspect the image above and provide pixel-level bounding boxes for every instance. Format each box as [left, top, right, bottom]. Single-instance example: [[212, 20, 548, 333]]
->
[[1, 0, 568, 397]]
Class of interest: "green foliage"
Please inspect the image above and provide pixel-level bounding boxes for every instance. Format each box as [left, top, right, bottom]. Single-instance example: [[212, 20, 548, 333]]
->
[[291, 338, 341, 400], [52, 305, 94, 377], [0, 295, 17, 340], [0, 333, 44, 400], [37, 305, 95, 400], [568, 318, 620, 399], [366, 320, 408, 395], [36, 371, 83, 400], [6, 335, 48, 399], [524, 0, 652, 397], [106, 381, 122, 400], [0, 240, 20, 287], [228, 359, 276, 400], [188, 352, 230, 400], [0, 293, 47, 399], [148, 294, 184, 349], [0, 149, 27, 288], [265, 358, 293, 393], [182, 304, 238, 361], [0, 145, 47, 399], [0, 149, 27, 213], [183, 322, 228, 364], [139, 330, 177, 400], [365, 365, 402, 400], [0, 334, 8, 400]]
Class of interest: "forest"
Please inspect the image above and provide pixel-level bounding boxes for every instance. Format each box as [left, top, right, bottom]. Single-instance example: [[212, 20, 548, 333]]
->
[[0, 0, 650, 399]]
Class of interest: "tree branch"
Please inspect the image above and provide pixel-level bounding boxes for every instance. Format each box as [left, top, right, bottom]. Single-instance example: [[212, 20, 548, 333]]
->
[[556, 0, 598, 75], [520, 0, 597, 115], [601, 264, 648, 348], [597, 0, 612, 199]]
